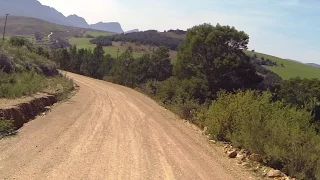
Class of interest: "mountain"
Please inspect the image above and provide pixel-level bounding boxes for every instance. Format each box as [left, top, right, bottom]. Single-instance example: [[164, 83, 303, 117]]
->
[[306, 63, 320, 69], [90, 22, 124, 33], [1, 0, 124, 33], [1, 0, 70, 26], [66, 14, 89, 28]]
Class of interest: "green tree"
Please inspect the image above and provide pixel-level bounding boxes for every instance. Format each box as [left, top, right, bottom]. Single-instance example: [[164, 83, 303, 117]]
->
[[174, 23, 262, 101], [109, 47, 138, 86], [35, 31, 44, 41], [148, 46, 172, 81], [52, 48, 70, 70], [274, 77, 320, 108], [98, 54, 115, 78], [69, 45, 79, 73], [80, 49, 93, 76]]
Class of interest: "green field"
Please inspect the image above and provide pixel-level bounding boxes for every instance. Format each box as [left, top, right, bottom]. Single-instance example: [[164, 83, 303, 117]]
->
[[69, 37, 143, 58], [246, 51, 320, 80], [84, 31, 116, 37]]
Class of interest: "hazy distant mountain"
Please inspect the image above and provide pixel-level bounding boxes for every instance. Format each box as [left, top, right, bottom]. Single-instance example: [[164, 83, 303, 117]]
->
[[66, 14, 89, 28], [306, 63, 320, 69], [0, 0, 125, 33], [1, 0, 70, 25], [125, 29, 140, 34], [90, 22, 123, 33]]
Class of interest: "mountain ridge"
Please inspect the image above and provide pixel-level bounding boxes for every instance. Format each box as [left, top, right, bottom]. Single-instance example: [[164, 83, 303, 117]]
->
[[1, 0, 124, 33]]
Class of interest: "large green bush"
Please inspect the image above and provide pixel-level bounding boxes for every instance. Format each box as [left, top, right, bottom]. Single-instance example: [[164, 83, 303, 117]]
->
[[197, 90, 320, 179]]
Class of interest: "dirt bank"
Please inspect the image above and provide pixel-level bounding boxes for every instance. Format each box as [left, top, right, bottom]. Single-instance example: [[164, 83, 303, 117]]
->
[[0, 93, 57, 128]]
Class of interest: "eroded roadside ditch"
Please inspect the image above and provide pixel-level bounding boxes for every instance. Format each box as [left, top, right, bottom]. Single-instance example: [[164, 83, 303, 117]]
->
[[0, 93, 57, 129], [0, 83, 79, 133]]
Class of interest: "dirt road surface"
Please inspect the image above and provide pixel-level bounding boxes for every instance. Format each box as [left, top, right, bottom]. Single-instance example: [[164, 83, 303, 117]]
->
[[0, 72, 257, 180]]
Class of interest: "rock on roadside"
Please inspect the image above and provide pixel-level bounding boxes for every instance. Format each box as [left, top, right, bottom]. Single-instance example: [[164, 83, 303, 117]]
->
[[267, 169, 283, 178], [228, 150, 238, 158]]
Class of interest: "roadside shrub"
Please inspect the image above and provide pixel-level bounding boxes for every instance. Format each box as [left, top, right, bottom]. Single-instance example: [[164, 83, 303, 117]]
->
[[45, 74, 75, 101], [9, 37, 33, 51], [0, 51, 14, 73], [140, 80, 160, 95], [197, 90, 320, 179], [0, 120, 16, 137], [154, 77, 208, 120]]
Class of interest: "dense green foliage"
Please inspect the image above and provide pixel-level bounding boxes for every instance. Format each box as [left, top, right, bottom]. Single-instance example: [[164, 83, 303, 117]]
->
[[273, 77, 320, 132], [53, 45, 172, 87], [89, 37, 112, 46], [90, 30, 183, 51], [275, 77, 320, 108], [196, 91, 320, 179], [173, 23, 263, 102], [250, 54, 278, 66]]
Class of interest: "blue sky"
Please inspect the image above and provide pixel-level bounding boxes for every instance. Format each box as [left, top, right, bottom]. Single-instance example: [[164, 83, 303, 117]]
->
[[39, 0, 320, 63]]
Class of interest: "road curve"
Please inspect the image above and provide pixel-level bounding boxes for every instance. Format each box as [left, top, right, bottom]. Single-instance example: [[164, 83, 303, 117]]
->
[[0, 72, 256, 180]]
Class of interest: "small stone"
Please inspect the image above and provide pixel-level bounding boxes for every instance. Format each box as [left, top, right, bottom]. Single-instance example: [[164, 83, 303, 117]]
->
[[267, 169, 282, 178], [236, 154, 246, 161], [248, 153, 262, 163], [228, 150, 237, 158], [238, 149, 245, 155], [203, 127, 208, 133], [44, 106, 51, 111], [223, 144, 232, 153], [262, 172, 267, 177], [209, 140, 216, 144]]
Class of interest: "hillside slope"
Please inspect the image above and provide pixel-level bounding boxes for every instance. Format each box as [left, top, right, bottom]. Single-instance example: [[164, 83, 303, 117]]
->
[[0, 16, 111, 39], [0, 39, 74, 99], [246, 51, 320, 79]]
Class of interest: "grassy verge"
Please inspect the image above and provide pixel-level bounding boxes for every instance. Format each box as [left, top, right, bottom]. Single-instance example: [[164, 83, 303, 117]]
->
[[0, 71, 74, 99], [0, 71, 46, 98]]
